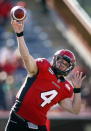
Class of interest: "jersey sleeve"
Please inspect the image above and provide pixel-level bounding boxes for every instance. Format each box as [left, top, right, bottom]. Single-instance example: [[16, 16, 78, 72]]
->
[[36, 58, 50, 73]]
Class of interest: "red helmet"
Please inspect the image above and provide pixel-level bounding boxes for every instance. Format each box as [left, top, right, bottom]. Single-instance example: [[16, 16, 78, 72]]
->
[[52, 49, 76, 76]]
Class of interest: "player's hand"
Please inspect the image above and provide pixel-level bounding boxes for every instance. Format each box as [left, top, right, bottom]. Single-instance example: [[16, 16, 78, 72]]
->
[[11, 19, 24, 33], [70, 71, 86, 88]]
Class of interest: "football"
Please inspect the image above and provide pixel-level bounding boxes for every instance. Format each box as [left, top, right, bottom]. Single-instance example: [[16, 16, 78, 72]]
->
[[10, 6, 27, 21]]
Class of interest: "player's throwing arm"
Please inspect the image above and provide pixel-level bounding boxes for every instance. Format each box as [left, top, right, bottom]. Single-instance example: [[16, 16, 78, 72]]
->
[[11, 20, 38, 76]]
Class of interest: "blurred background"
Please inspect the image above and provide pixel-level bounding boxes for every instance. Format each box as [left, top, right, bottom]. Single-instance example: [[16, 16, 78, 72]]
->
[[0, 0, 91, 131]]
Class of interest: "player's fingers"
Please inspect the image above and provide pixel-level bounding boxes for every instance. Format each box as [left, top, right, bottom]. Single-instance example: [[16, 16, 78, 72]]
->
[[21, 20, 24, 24], [16, 21, 24, 28], [79, 72, 83, 79], [11, 19, 16, 25], [82, 75, 86, 81], [11, 16, 14, 21], [11, 20, 17, 24], [11, 18, 15, 24], [13, 20, 23, 28], [75, 71, 79, 78]]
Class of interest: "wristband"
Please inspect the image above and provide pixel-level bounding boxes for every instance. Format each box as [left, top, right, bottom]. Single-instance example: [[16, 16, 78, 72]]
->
[[74, 88, 81, 93], [16, 32, 24, 37]]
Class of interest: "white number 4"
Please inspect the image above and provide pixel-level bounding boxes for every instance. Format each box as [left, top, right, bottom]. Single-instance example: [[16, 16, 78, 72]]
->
[[41, 90, 58, 107]]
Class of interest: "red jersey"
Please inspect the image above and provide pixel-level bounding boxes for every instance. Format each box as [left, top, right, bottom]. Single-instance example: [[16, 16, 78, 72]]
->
[[13, 58, 73, 125]]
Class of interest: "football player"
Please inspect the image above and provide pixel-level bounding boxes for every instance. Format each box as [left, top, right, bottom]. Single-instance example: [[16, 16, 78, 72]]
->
[[5, 20, 86, 131]]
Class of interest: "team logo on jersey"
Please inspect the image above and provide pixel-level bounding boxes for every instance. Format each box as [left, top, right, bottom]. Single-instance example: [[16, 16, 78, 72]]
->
[[65, 84, 70, 91], [48, 67, 54, 75]]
